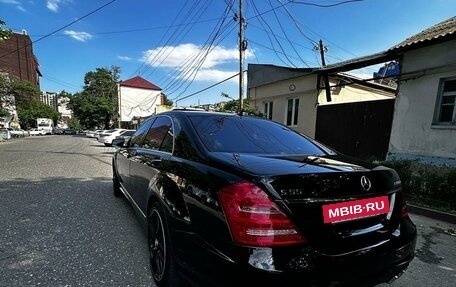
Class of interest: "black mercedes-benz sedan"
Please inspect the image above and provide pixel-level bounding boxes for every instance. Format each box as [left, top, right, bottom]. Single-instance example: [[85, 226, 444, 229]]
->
[[112, 110, 416, 287]]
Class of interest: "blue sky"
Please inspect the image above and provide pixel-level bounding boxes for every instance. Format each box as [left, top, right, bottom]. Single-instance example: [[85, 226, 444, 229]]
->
[[1, 0, 456, 107]]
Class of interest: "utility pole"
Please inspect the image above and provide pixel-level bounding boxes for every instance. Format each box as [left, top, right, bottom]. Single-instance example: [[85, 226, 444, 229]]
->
[[316, 39, 332, 102], [238, 0, 247, 114]]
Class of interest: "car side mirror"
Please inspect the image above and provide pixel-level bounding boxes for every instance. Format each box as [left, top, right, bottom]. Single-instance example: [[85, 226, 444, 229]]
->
[[113, 138, 126, 147]]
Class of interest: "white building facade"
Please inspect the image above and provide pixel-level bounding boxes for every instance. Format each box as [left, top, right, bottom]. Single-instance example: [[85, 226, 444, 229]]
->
[[117, 76, 162, 126]]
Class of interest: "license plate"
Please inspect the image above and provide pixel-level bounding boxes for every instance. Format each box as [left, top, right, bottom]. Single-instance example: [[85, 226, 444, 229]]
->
[[322, 196, 390, 223]]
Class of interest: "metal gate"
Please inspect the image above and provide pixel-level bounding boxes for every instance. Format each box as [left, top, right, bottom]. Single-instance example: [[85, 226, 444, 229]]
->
[[315, 99, 395, 161]]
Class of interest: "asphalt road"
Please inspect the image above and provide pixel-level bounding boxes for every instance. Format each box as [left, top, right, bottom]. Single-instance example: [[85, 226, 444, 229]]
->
[[0, 135, 455, 287], [0, 135, 154, 286]]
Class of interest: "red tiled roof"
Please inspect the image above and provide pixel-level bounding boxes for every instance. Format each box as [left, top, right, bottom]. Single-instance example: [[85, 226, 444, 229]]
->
[[391, 16, 456, 51], [120, 76, 161, 90]]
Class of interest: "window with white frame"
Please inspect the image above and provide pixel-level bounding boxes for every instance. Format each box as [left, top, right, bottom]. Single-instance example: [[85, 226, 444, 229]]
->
[[264, 101, 273, 120], [434, 78, 456, 125], [286, 98, 299, 126]]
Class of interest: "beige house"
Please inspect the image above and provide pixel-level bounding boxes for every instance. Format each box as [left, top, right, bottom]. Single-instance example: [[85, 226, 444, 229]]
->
[[247, 64, 396, 137], [387, 17, 456, 166]]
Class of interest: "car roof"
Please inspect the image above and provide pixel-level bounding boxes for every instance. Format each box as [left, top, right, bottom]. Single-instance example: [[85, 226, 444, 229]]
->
[[161, 109, 239, 118]]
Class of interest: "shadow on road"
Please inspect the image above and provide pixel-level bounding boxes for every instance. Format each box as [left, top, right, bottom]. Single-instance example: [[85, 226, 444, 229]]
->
[[0, 176, 152, 286]]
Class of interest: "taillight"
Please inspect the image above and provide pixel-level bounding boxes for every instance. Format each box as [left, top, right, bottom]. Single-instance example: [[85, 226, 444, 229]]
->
[[218, 182, 306, 247]]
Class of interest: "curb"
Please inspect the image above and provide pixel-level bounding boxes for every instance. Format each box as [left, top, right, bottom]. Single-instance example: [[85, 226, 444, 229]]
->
[[408, 204, 456, 224]]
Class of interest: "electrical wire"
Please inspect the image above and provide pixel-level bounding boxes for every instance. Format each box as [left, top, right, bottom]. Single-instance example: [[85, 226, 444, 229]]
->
[[165, 1, 236, 100], [266, 0, 310, 67], [174, 72, 240, 105], [135, 1, 212, 80], [289, 0, 364, 8], [249, 0, 296, 67], [0, 0, 118, 59]]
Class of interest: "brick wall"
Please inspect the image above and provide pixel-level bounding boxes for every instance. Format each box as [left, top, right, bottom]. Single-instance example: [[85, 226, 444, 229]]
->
[[0, 32, 40, 94]]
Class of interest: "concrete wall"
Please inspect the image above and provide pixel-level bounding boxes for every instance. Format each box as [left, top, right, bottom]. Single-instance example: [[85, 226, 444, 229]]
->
[[249, 74, 319, 137], [388, 39, 456, 166], [318, 80, 394, 105], [119, 86, 162, 122], [248, 73, 395, 138]]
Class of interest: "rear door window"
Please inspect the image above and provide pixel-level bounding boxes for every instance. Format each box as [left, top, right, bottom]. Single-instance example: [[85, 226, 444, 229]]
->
[[142, 116, 173, 153], [129, 119, 155, 148]]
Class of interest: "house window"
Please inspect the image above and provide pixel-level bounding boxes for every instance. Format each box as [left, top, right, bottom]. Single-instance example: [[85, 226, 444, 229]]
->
[[434, 78, 456, 125], [264, 101, 273, 120], [286, 98, 299, 126]]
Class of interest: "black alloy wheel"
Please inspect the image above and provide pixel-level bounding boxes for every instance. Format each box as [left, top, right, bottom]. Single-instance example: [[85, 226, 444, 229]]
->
[[148, 203, 183, 287]]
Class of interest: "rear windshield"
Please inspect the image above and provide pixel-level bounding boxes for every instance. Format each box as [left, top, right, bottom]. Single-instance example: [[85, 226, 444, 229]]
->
[[189, 115, 326, 155]]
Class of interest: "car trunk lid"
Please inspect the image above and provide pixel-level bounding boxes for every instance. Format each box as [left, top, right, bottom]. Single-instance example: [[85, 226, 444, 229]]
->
[[209, 152, 404, 254]]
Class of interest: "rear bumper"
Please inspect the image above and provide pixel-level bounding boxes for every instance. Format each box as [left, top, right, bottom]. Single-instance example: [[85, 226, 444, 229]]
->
[[177, 217, 417, 287]]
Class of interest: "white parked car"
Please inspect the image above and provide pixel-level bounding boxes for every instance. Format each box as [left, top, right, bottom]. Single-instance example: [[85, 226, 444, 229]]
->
[[98, 129, 132, 146], [29, 128, 46, 136], [0, 129, 12, 140], [9, 128, 29, 138]]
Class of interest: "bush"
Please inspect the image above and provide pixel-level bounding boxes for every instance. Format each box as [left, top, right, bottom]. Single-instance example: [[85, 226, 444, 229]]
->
[[375, 159, 456, 213]]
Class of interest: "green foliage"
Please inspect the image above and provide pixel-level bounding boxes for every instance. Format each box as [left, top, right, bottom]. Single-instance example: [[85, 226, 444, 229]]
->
[[0, 73, 13, 108], [0, 107, 9, 117], [69, 66, 120, 129], [68, 92, 113, 129], [376, 159, 456, 213], [219, 92, 264, 116], [83, 66, 120, 98], [0, 20, 12, 42], [67, 117, 81, 130], [17, 100, 60, 129], [0, 77, 60, 128], [10, 80, 40, 108], [219, 99, 264, 117], [162, 94, 173, 106]]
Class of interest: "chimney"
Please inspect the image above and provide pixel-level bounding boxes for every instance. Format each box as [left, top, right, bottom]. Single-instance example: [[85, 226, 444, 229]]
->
[[21, 29, 27, 35]]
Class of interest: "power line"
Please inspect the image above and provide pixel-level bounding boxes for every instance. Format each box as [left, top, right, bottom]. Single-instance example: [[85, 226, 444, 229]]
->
[[0, 0, 118, 59], [266, 0, 310, 67], [289, 0, 364, 8], [250, 0, 297, 67], [174, 72, 240, 105], [170, 14, 236, 99], [25, 18, 221, 37], [248, 39, 319, 66], [163, 1, 236, 99], [132, 0, 211, 80]]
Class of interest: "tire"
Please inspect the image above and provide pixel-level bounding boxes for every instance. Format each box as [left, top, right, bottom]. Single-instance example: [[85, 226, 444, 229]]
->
[[112, 168, 124, 198], [148, 202, 184, 287]]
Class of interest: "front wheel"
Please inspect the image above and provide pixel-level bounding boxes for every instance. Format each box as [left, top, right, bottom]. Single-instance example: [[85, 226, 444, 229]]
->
[[148, 203, 184, 287]]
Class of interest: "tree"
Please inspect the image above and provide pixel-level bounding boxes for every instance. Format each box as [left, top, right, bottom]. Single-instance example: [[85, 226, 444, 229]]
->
[[67, 117, 81, 130], [162, 94, 173, 106], [69, 66, 121, 129], [83, 66, 120, 98], [17, 100, 60, 129], [219, 92, 263, 116], [0, 106, 9, 117], [68, 92, 113, 129], [0, 74, 12, 117], [0, 20, 12, 42], [10, 79, 40, 109]]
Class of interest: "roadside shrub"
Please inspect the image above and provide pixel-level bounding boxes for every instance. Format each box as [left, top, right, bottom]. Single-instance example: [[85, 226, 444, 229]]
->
[[374, 159, 456, 213]]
